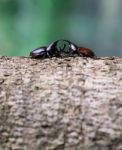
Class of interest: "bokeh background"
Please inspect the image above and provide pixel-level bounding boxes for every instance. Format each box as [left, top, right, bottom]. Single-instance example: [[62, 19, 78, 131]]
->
[[0, 0, 122, 57]]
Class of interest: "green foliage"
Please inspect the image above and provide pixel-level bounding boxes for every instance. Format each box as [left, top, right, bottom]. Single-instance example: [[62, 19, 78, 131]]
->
[[0, 1, 122, 56], [0, 0, 73, 56]]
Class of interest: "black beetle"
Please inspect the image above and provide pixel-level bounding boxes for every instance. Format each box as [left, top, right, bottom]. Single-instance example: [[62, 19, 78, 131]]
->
[[30, 39, 95, 59]]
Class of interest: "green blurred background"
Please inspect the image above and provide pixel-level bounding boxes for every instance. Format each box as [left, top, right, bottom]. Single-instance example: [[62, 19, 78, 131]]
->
[[0, 0, 122, 57]]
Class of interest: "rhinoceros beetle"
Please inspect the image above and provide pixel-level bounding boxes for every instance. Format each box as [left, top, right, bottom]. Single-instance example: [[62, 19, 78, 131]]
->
[[30, 39, 95, 59]]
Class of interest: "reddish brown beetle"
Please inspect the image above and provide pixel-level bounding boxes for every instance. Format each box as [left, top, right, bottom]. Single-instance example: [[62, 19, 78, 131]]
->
[[78, 47, 95, 58]]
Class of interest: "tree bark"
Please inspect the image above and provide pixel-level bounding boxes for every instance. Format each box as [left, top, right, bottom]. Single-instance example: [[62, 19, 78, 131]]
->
[[0, 56, 122, 150]]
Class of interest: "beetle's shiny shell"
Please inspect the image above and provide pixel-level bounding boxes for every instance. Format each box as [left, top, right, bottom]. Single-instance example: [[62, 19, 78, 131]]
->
[[30, 46, 47, 58], [78, 47, 96, 58], [46, 39, 78, 57]]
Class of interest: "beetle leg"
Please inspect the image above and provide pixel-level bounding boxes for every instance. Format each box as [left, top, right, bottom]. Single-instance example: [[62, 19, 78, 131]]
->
[[46, 52, 52, 58]]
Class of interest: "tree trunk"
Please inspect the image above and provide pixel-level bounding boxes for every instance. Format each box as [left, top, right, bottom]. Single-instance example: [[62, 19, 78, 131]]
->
[[0, 56, 122, 150]]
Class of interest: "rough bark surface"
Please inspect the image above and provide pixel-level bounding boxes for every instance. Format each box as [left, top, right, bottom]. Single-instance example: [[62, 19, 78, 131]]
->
[[0, 56, 122, 150]]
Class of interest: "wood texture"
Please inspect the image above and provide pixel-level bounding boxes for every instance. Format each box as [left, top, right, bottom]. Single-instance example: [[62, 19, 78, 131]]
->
[[0, 56, 122, 150]]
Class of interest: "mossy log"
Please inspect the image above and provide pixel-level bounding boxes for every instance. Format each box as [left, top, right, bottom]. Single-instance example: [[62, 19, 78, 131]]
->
[[0, 56, 122, 150]]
